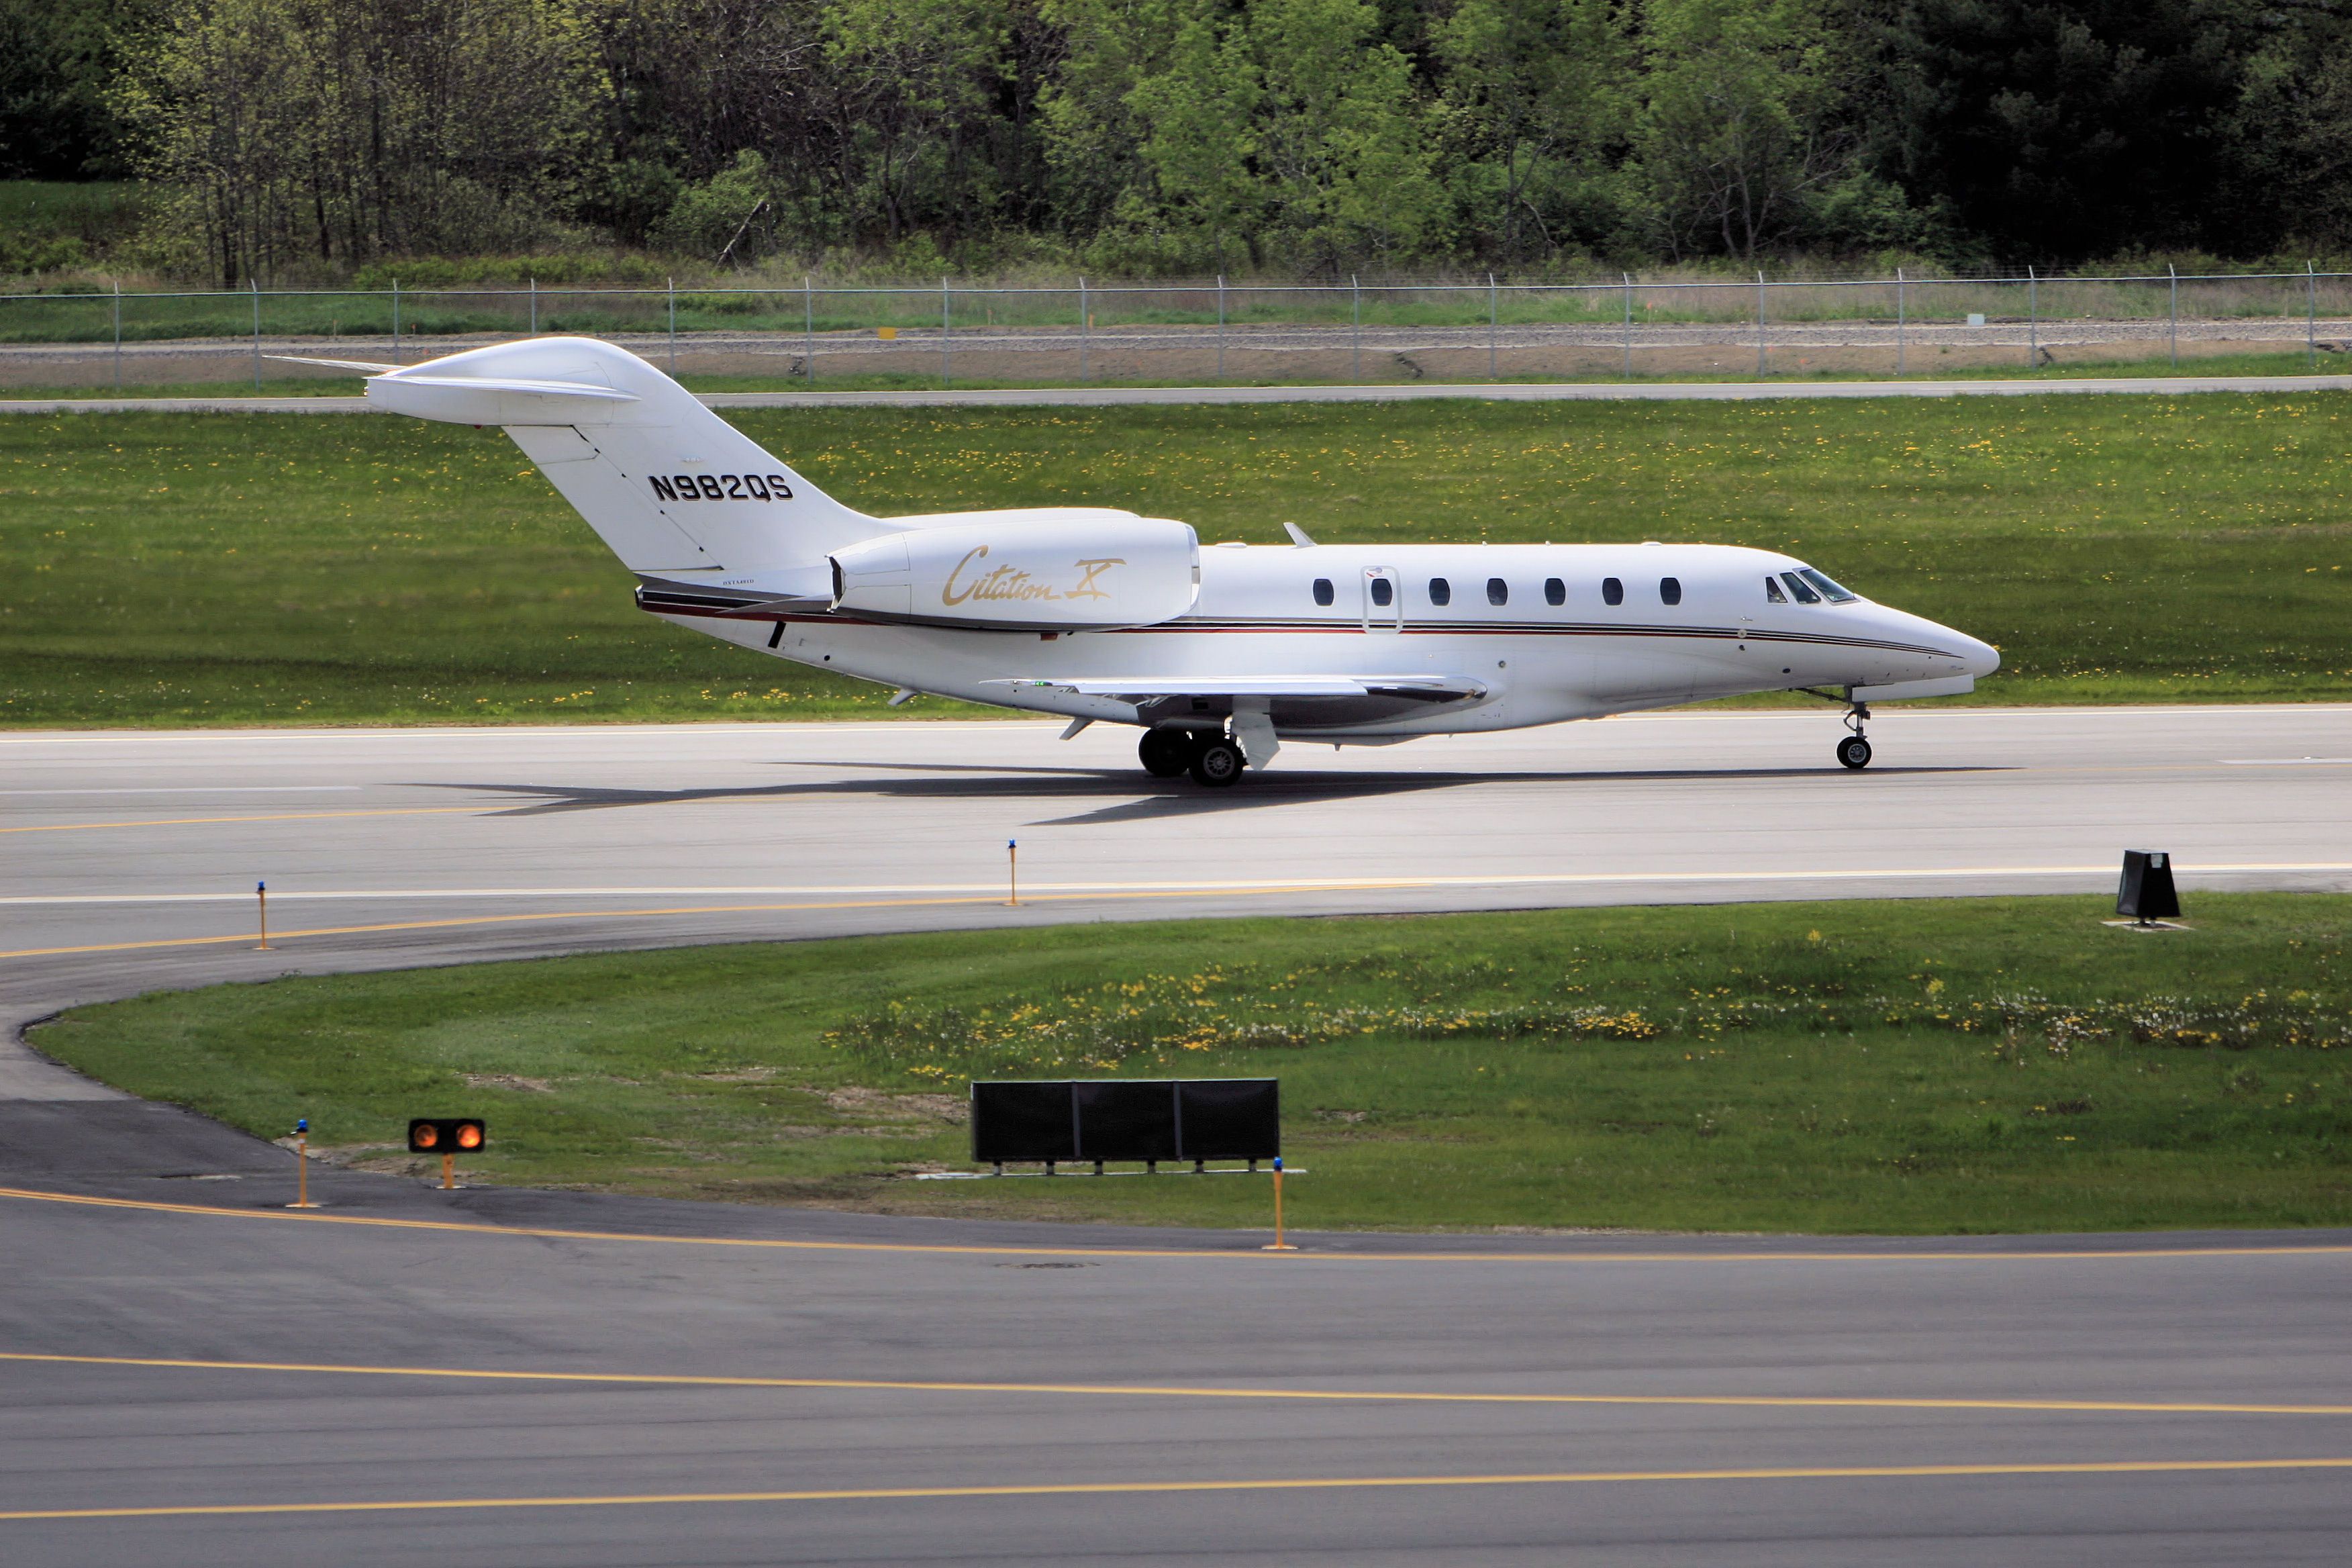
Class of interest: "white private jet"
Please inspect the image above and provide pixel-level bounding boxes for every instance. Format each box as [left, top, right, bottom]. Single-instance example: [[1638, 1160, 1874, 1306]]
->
[[301, 336, 1998, 785]]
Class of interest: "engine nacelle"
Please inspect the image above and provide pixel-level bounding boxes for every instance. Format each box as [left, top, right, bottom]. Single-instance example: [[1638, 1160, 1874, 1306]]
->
[[828, 511, 1199, 630]]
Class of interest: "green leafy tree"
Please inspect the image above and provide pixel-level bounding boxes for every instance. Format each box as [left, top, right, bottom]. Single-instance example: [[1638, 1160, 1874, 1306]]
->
[[1245, 0, 1447, 268], [1431, 0, 1629, 262], [1632, 0, 1852, 262]]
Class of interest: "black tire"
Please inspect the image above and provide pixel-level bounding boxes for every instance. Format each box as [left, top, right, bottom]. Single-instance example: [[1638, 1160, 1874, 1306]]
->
[[1836, 734, 1873, 771], [1189, 739, 1245, 787], [1138, 727, 1193, 778]]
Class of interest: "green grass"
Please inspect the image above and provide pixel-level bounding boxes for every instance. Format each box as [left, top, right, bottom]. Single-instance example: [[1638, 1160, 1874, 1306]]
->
[[32, 895, 2352, 1234], [3, 392, 2349, 726]]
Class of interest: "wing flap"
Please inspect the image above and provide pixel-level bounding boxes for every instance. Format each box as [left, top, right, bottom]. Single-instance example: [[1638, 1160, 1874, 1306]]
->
[[986, 675, 1487, 701]]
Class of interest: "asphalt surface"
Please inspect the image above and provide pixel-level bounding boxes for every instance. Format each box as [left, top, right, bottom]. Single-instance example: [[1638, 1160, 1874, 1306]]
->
[[8, 371, 2352, 414], [6, 707, 2352, 1562]]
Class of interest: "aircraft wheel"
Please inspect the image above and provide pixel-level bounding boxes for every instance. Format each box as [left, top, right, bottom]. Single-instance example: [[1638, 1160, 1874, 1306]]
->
[[1189, 739, 1246, 787], [1836, 734, 1873, 771], [1138, 727, 1193, 778]]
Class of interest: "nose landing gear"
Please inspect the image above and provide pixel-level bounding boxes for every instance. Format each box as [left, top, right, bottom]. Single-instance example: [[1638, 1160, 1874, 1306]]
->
[[1836, 702, 1873, 770]]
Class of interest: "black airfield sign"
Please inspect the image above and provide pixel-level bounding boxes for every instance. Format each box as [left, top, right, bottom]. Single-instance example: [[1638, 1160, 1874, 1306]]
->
[[971, 1079, 1278, 1165]]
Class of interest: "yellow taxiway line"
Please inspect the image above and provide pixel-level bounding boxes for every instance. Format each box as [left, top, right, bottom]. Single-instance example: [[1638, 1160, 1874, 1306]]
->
[[8, 1351, 2349, 1418], [7, 1184, 2351, 1265], [7, 1457, 2350, 1522]]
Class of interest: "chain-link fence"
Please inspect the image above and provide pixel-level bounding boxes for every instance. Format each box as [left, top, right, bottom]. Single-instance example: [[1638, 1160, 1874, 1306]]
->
[[4, 268, 2348, 392]]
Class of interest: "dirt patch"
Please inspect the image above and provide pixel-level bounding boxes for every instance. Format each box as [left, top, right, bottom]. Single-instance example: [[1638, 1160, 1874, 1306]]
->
[[463, 1072, 552, 1092], [821, 1084, 969, 1123]]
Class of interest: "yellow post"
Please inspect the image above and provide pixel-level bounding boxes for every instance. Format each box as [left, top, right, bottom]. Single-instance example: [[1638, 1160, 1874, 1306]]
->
[[442, 1152, 456, 1191], [255, 880, 270, 950], [285, 1118, 319, 1208], [1006, 838, 1018, 907], [1261, 1156, 1297, 1251]]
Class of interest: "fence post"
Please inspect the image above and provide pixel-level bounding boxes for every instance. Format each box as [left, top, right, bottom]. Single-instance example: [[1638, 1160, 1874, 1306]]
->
[[251, 278, 262, 391], [111, 279, 121, 394], [391, 279, 399, 361], [667, 278, 677, 373], [2168, 263, 2178, 369], [1755, 270, 1767, 377], [1216, 274, 1226, 380], [1079, 275, 1089, 382], [1896, 267, 1906, 377], [805, 276, 816, 382], [1487, 273, 1498, 381], [941, 276, 951, 389], [1351, 273, 1361, 383], [530, 276, 538, 336], [2028, 265, 2038, 369], [2309, 260, 2319, 371], [1622, 273, 1632, 379]]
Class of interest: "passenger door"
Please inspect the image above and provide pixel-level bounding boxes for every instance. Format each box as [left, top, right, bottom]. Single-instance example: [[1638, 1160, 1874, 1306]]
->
[[1362, 567, 1402, 634]]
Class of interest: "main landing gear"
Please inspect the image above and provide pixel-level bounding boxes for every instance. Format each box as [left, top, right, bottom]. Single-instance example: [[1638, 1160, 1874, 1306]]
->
[[1138, 726, 1247, 787], [1836, 701, 1873, 771]]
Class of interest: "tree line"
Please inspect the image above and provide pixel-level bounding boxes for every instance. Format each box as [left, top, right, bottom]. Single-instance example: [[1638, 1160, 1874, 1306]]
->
[[3, 0, 2349, 287]]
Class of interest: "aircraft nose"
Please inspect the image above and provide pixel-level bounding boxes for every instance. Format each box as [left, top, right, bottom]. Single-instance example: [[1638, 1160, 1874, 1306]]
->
[[1958, 632, 2001, 678]]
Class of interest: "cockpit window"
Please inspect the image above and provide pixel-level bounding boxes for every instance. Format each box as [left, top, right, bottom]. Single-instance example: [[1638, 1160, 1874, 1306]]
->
[[1764, 575, 1786, 603], [1798, 567, 1857, 603], [1781, 571, 1821, 604]]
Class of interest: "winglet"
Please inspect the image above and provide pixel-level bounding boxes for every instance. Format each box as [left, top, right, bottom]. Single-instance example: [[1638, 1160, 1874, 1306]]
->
[[1283, 522, 1317, 548]]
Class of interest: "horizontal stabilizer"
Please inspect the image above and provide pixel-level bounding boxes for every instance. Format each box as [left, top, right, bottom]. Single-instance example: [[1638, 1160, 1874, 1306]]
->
[[267, 354, 402, 374]]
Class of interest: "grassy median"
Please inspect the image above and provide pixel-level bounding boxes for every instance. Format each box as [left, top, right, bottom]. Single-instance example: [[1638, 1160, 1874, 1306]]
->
[[3, 392, 2349, 726], [32, 894, 2352, 1234]]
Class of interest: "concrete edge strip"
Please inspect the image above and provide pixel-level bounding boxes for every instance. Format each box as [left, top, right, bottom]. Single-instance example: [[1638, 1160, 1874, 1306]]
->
[[9, 865, 2351, 961], [7, 1457, 2352, 1521], [4, 1187, 2349, 1266]]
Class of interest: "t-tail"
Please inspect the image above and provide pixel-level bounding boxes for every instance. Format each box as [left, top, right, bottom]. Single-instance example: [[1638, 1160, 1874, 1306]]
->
[[338, 337, 895, 587]]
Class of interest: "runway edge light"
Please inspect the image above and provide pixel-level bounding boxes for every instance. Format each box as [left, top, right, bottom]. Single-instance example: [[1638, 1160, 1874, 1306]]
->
[[408, 1118, 487, 1189]]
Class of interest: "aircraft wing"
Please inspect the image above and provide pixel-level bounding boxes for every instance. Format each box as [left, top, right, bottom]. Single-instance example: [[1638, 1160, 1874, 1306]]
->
[[987, 675, 1487, 701], [266, 354, 405, 374]]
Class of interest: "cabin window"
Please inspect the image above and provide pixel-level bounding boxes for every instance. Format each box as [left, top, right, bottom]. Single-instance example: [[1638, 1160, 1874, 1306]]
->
[[1545, 577, 1565, 606], [1781, 571, 1821, 604], [1487, 577, 1508, 606], [1798, 567, 1857, 603], [1370, 577, 1393, 607], [1428, 577, 1451, 606], [1764, 575, 1786, 604], [1660, 577, 1681, 605], [1313, 578, 1334, 606], [1602, 576, 1624, 606]]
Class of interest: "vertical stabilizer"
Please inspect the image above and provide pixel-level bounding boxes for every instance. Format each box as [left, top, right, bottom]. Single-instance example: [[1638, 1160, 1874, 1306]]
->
[[362, 337, 888, 575]]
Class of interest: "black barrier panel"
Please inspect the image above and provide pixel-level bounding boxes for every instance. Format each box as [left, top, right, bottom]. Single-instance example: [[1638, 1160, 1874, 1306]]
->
[[971, 1079, 1279, 1163], [2118, 850, 2182, 920], [1179, 1079, 1280, 1161], [971, 1081, 1077, 1163], [1075, 1081, 1181, 1161]]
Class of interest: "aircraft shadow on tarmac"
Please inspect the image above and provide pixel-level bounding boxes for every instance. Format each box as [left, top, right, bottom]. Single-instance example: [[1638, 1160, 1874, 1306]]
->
[[421, 759, 2004, 828]]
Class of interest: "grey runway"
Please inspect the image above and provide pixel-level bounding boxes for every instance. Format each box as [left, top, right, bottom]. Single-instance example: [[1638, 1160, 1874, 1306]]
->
[[7, 371, 2352, 414], [4, 705, 2351, 1562]]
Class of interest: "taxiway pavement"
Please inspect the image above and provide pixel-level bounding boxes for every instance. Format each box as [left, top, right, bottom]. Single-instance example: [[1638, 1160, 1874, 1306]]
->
[[5, 707, 2351, 1563]]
